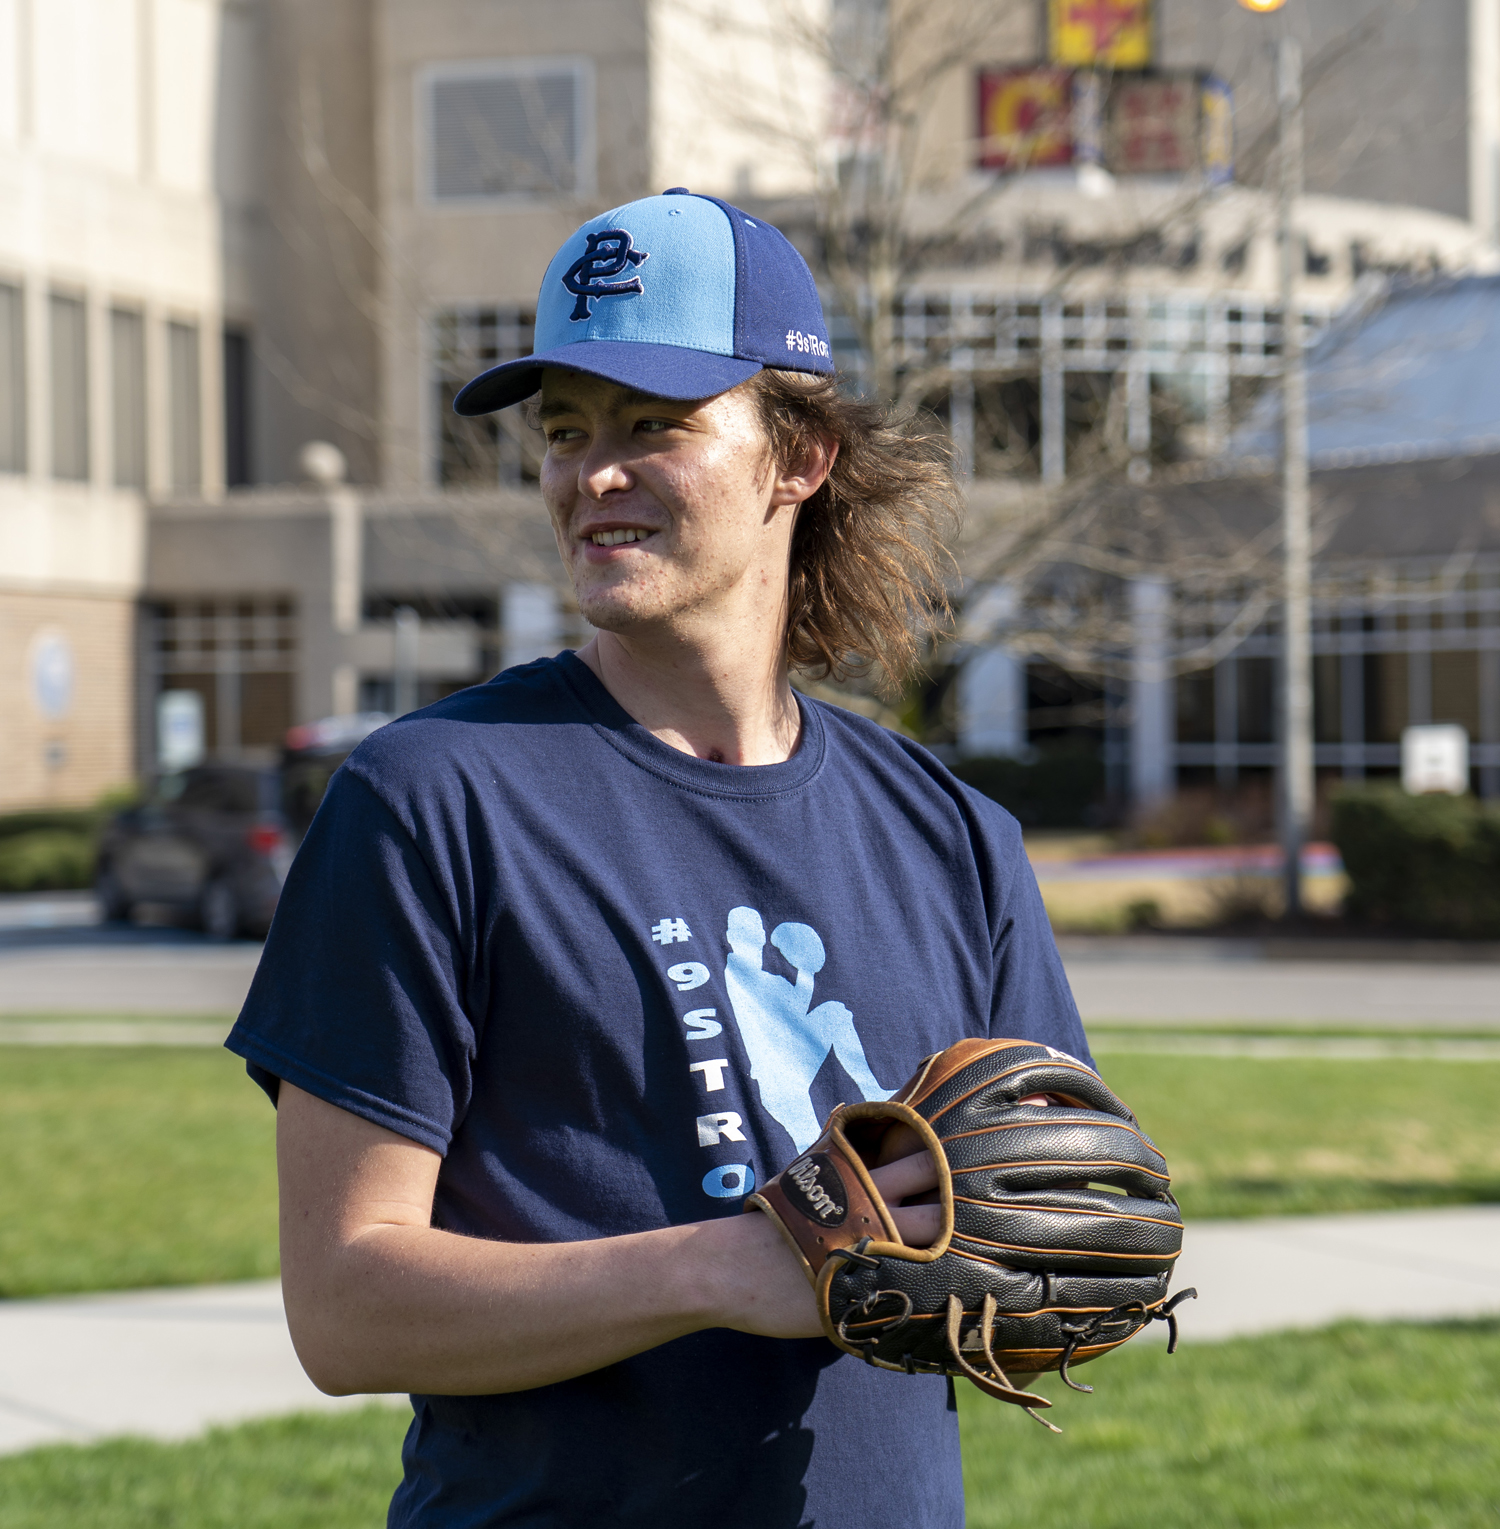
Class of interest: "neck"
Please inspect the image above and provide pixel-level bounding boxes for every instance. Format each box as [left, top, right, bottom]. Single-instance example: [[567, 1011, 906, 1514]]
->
[[574, 626, 801, 767]]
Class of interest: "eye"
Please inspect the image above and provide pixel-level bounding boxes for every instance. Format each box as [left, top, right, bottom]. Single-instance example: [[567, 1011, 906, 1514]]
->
[[545, 425, 584, 445], [636, 417, 675, 435]]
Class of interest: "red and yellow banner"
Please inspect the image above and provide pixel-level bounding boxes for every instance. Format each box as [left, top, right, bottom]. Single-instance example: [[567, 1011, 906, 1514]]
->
[[1048, 0, 1152, 69], [976, 69, 1074, 172]]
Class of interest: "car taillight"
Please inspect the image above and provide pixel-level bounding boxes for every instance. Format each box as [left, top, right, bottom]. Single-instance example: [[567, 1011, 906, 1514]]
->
[[245, 824, 284, 855]]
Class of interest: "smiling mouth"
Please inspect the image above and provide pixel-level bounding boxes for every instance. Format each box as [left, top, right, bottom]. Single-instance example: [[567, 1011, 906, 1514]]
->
[[589, 529, 653, 546]]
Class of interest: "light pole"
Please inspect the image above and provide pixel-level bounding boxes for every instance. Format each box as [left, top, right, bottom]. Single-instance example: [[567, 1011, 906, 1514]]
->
[[1241, 0, 1313, 919]]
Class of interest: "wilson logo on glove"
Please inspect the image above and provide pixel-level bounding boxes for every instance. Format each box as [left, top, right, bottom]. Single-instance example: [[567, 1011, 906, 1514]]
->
[[747, 1037, 1197, 1431], [784, 1154, 848, 1226]]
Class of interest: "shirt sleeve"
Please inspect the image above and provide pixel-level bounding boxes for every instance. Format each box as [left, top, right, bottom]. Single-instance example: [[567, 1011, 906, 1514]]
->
[[224, 765, 478, 1155]]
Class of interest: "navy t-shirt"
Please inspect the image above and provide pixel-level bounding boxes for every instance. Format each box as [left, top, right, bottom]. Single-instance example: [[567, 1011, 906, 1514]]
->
[[227, 652, 1090, 1529]]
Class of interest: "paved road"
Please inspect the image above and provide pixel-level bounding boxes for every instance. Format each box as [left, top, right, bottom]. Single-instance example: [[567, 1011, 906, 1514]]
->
[[2, 895, 1497, 1031], [1, 1204, 1495, 1456], [1064, 957, 1500, 1029], [0, 896, 261, 1016]]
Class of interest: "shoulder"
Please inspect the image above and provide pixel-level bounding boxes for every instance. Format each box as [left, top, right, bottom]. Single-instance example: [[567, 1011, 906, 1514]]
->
[[806, 697, 1025, 848], [307, 658, 593, 837], [342, 657, 586, 784]]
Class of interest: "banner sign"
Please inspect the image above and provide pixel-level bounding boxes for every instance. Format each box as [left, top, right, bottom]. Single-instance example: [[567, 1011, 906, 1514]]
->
[[1105, 74, 1200, 173], [1200, 75, 1234, 185], [976, 67, 1231, 180], [976, 68, 1075, 172], [1048, 0, 1152, 69]]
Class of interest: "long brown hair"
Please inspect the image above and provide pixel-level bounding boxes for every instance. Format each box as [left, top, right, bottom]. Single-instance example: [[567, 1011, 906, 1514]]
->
[[746, 369, 961, 690]]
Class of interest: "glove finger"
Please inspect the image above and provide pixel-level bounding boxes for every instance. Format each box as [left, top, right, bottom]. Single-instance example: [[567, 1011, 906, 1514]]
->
[[941, 1112, 1170, 1200], [952, 1192, 1183, 1274]]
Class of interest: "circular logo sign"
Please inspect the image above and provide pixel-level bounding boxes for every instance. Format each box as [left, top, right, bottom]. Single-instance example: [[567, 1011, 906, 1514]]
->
[[29, 630, 75, 720]]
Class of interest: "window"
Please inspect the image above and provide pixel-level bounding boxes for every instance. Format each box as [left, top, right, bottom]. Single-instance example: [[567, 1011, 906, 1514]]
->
[[49, 293, 89, 481], [151, 598, 297, 759], [223, 327, 252, 486], [0, 282, 23, 473], [432, 306, 537, 485], [111, 308, 147, 489], [425, 59, 593, 201], [168, 320, 201, 492]]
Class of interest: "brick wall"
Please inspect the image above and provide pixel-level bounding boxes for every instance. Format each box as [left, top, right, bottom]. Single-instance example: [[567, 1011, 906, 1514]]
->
[[0, 591, 136, 812]]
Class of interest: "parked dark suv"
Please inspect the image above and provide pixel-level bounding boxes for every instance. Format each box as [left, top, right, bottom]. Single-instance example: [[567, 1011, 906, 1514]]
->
[[95, 714, 387, 939]]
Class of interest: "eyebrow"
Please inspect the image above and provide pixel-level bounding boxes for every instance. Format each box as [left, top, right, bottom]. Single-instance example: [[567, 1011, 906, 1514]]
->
[[537, 386, 683, 420]]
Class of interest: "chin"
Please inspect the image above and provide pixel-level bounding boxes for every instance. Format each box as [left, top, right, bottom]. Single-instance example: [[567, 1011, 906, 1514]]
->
[[574, 590, 660, 635]]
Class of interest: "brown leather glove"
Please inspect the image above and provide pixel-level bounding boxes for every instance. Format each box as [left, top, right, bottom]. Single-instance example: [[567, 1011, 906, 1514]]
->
[[747, 1037, 1196, 1430]]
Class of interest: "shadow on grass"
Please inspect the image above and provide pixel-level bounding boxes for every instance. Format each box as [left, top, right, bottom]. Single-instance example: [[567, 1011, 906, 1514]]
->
[[1177, 1178, 1500, 1220]]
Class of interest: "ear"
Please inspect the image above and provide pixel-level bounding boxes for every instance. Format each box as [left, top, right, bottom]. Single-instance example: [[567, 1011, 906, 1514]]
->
[[769, 433, 838, 508]]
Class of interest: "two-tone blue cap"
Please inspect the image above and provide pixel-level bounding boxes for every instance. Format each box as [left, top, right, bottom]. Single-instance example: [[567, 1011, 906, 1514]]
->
[[452, 188, 834, 415]]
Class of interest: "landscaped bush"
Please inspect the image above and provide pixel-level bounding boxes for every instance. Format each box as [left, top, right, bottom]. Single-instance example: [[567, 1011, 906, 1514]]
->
[[0, 830, 95, 892], [0, 789, 136, 894], [1330, 783, 1500, 938], [0, 808, 100, 842], [952, 747, 1105, 828]]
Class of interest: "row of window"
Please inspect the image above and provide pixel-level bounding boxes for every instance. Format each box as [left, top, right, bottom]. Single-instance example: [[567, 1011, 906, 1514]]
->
[[0, 282, 203, 491], [1176, 651, 1494, 747]]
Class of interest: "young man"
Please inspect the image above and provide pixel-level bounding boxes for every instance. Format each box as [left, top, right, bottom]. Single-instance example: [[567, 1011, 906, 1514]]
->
[[227, 189, 1090, 1527]]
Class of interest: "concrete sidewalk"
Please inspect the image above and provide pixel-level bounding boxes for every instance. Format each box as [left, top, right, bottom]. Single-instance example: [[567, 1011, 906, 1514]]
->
[[0, 1281, 399, 1456], [2, 1205, 1496, 1457]]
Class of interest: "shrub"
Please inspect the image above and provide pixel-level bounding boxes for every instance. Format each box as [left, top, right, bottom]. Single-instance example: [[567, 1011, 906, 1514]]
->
[[0, 830, 96, 892], [952, 747, 1105, 829], [0, 809, 99, 843], [1330, 784, 1500, 938]]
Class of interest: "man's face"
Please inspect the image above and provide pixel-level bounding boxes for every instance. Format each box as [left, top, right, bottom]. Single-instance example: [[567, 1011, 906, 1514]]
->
[[538, 369, 801, 639]]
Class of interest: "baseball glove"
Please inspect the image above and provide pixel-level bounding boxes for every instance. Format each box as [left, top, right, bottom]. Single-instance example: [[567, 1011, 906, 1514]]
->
[[747, 1037, 1195, 1429]]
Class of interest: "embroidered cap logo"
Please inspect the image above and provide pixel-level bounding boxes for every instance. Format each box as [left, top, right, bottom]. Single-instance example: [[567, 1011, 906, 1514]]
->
[[561, 229, 650, 321]]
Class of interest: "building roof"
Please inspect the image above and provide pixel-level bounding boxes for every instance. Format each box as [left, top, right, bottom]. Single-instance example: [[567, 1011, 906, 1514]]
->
[[1229, 275, 1500, 469], [1162, 449, 1500, 563]]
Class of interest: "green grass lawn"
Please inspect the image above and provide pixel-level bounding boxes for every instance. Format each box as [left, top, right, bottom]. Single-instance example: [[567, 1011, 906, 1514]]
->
[[1, 1322, 1494, 1527], [0, 1406, 410, 1529], [0, 1046, 278, 1298], [1099, 1053, 1500, 1220], [1, 1045, 1497, 1297], [961, 1318, 1500, 1528]]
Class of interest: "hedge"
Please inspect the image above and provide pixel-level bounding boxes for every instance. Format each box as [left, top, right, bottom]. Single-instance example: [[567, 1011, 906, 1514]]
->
[[0, 792, 133, 894], [1330, 784, 1500, 938], [0, 830, 95, 893]]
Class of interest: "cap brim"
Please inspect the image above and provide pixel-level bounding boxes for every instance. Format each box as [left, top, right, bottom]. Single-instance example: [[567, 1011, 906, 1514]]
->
[[452, 341, 764, 416]]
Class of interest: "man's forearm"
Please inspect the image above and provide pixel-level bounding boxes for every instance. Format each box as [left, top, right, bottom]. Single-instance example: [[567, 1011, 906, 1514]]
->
[[285, 1208, 813, 1396], [276, 1081, 937, 1397]]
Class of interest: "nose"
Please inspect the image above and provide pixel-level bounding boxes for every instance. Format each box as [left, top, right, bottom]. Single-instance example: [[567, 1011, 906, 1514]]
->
[[578, 432, 633, 502]]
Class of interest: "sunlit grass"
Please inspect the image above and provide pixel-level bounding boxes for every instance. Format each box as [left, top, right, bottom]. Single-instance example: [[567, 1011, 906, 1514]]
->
[[962, 1319, 1500, 1528], [0, 1046, 277, 1297], [1, 1046, 1495, 1296], [1100, 1053, 1500, 1220], [2, 1325, 1495, 1527], [0, 1406, 408, 1529]]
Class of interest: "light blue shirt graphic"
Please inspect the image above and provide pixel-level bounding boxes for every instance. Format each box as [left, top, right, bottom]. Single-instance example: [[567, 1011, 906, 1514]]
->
[[724, 905, 894, 1153]]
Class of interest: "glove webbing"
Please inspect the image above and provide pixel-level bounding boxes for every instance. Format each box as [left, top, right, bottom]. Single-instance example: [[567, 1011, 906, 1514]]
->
[[828, 1243, 1199, 1434], [828, 1240, 1057, 1430], [1055, 1286, 1200, 1393]]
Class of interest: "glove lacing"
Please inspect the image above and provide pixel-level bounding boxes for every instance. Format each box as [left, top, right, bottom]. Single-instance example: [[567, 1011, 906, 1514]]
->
[[1055, 1286, 1199, 1393], [828, 1241, 1198, 1435]]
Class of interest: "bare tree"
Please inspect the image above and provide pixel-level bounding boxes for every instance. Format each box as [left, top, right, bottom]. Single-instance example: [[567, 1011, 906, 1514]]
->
[[666, 0, 1463, 732]]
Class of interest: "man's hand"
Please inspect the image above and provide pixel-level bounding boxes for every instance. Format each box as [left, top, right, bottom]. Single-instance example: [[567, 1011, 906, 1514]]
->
[[276, 1083, 939, 1398]]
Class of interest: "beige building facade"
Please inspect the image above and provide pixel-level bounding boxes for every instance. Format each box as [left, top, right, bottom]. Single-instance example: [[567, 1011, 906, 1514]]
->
[[0, 0, 234, 810]]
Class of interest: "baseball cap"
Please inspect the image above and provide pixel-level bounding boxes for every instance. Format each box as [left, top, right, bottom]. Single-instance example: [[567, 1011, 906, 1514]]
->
[[451, 188, 834, 416]]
